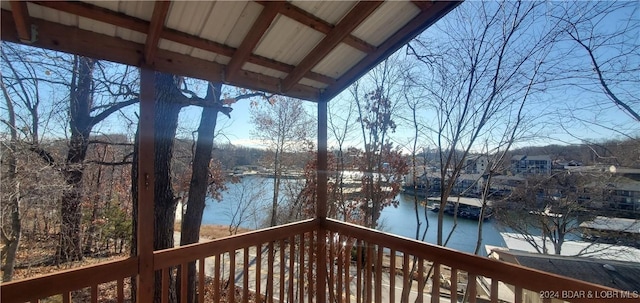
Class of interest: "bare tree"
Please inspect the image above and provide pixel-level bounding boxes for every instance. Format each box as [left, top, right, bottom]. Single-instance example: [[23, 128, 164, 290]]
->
[[1, 43, 138, 264], [178, 82, 265, 303], [0, 71, 21, 281], [224, 177, 266, 235], [351, 57, 410, 229], [250, 97, 314, 226], [327, 94, 358, 221], [553, 1, 639, 123], [408, 1, 560, 247]]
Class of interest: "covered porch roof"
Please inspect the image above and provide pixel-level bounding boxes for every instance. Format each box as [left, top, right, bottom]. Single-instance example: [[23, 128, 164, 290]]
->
[[1, 1, 460, 301], [1, 0, 459, 102]]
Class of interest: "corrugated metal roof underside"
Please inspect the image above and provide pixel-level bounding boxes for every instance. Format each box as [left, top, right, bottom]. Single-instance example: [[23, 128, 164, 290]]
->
[[312, 43, 367, 78], [0, 0, 460, 101], [253, 15, 325, 66], [352, 0, 421, 47], [290, 1, 356, 25]]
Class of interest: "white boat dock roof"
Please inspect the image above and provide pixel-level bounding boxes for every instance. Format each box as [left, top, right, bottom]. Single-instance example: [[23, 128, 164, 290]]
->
[[427, 196, 492, 207], [579, 216, 640, 234], [499, 232, 640, 263]]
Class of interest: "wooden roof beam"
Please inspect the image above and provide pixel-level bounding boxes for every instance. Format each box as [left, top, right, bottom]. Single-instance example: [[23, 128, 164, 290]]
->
[[29, 1, 334, 85], [321, 1, 461, 101], [281, 1, 382, 92], [144, 1, 171, 66], [258, 1, 376, 54], [247, 54, 335, 85], [9, 1, 32, 43], [411, 0, 435, 12], [31, 1, 146, 31], [1, 10, 321, 101], [225, 1, 284, 82]]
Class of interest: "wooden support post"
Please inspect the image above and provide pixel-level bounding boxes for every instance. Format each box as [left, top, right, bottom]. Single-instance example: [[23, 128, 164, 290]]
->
[[316, 98, 328, 302], [137, 68, 155, 302], [317, 98, 328, 220]]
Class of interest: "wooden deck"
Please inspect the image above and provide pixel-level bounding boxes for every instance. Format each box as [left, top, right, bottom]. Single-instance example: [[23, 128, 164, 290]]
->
[[1, 218, 623, 303]]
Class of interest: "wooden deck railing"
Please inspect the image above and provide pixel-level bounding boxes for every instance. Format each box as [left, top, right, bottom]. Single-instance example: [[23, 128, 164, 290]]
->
[[1, 218, 630, 303], [154, 218, 318, 303], [0, 256, 137, 303], [323, 218, 626, 303]]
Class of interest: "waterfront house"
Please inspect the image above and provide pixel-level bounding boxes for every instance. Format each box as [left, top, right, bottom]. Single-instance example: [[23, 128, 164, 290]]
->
[[511, 155, 552, 176]]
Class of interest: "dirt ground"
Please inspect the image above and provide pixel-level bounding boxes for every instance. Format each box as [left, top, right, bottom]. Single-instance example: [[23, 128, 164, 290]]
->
[[173, 223, 252, 240], [9, 224, 251, 281]]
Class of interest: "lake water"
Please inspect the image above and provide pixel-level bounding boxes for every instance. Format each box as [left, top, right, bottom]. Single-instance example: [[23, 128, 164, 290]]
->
[[201, 176, 505, 255]]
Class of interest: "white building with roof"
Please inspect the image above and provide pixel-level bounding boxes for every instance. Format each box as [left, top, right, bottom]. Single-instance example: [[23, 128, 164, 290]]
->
[[579, 216, 640, 248], [498, 232, 640, 263]]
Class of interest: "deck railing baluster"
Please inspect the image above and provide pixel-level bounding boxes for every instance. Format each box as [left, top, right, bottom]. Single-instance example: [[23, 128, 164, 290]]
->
[[256, 243, 262, 302], [490, 277, 498, 303], [229, 250, 236, 303], [402, 253, 409, 302], [432, 263, 440, 303], [214, 253, 221, 303], [307, 232, 314, 303], [417, 257, 424, 303], [198, 258, 205, 303], [450, 268, 458, 303], [468, 273, 477, 303], [243, 247, 249, 303], [329, 231, 336, 303], [91, 284, 98, 303], [268, 241, 275, 303], [180, 263, 188, 303], [279, 239, 285, 303], [161, 268, 169, 303], [117, 278, 124, 303], [375, 245, 382, 303], [288, 235, 295, 303], [389, 249, 396, 303], [515, 285, 523, 303], [356, 239, 363, 303], [298, 233, 305, 303], [344, 237, 351, 303], [337, 234, 344, 303]]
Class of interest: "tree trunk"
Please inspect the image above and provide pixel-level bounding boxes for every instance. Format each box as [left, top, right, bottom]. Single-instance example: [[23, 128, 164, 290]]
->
[[179, 82, 222, 303], [1, 77, 20, 282], [152, 73, 183, 303], [58, 56, 95, 263], [270, 149, 281, 227], [84, 145, 107, 254], [130, 72, 183, 302]]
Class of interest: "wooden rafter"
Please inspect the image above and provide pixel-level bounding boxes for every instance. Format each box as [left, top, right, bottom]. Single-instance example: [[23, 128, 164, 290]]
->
[[320, 1, 460, 101], [144, 1, 171, 65], [29, 1, 334, 85], [281, 1, 382, 92], [3, 1, 462, 102], [246, 54, 335, 85], [31, 1, 236, 58], [31, 1, 147, 31], [0, 9, 320, 101], [411, 0, 435, 12], [259, 1, 376, 54], [225, 1, 284, 82], [9, 1, 31, 43]]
